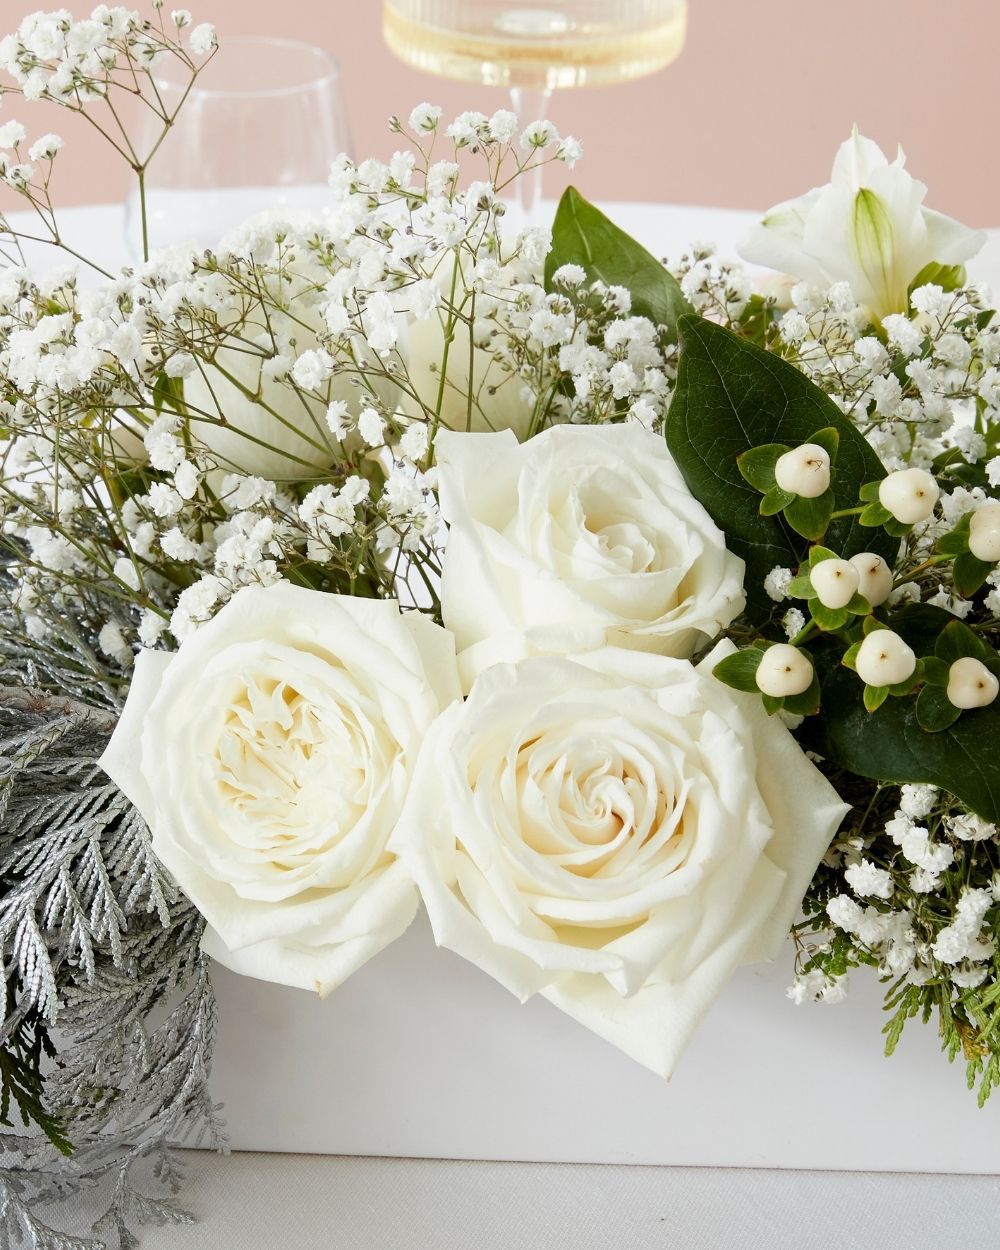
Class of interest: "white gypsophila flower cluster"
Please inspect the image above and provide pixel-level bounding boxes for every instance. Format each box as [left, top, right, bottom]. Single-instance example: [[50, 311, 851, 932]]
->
[[671, 241, 754, 324], [0, 6, 211, 103], [1, 105, 613, 657], [793, 784, 1000, 999]]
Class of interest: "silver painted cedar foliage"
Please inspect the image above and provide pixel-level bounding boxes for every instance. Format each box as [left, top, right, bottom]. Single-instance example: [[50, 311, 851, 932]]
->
[[0, 665, 226, 1250]]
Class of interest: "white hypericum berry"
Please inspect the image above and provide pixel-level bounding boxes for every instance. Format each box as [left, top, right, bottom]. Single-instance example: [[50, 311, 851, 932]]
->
[[947, 657, 999, 710], [755, 644, 814, 697], [969, 503, 1000, 563], [878, 468, 940, 524], [849, 552, 894, 606], [855, 629, 916, 687], [774, 443, 831, 498], [810, 558, 860, 610]]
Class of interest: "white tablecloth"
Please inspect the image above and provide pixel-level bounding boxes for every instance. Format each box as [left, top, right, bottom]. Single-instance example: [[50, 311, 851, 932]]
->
[[42, 1152, 1000, 1249], [9, 201, 1000, 1248]]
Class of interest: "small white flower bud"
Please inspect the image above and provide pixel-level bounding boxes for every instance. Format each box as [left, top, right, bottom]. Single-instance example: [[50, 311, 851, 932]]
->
[[855, 629, 916, 687], [810, 558, 860, 610], [969, 503, 1000, 563], [947, 657, 999, 710], [774, 443, 831, 498], [755, 644, 814, 697], [849, 552, 894, 606], [878, 468, 939, 524]]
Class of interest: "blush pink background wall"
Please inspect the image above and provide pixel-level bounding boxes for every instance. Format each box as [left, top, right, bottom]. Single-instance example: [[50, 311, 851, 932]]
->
[[2, 0, 997, 223]]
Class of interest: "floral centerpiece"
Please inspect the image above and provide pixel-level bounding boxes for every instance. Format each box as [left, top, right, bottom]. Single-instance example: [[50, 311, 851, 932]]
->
[[1, 6, 999, 1244]]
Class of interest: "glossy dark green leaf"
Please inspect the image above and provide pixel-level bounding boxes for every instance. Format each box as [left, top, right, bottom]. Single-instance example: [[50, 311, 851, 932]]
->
[[952, 550, 993, 598], [915, 685, 962, 732], [934, 618, 998, 668], [805, 605, 1000, 820], [545, 187, 692, 335], [665, 316, 896, 620]]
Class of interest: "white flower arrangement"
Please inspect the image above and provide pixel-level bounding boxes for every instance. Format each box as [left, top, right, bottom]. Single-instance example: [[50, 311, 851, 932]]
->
[[2, 4, 1000, 1241]]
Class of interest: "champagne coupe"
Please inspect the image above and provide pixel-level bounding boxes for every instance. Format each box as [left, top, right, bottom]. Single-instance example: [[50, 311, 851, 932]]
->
[[124, 36, 352, 255], [382, 0, 688, 221]]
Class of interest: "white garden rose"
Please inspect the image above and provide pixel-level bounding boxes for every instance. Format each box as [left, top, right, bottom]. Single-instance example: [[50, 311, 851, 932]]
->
[[739, 128, 985, 319], [183, 216, 382, 481], [399, 257, 535, 440], [182, 295, 345, 482], [391, 644, 848, 1077], [100, 583, 460, 995], [437, 422, 746, 690]]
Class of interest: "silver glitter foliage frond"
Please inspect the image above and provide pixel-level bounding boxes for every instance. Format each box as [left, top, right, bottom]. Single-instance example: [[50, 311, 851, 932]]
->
[[0, 678, 226, 1249]]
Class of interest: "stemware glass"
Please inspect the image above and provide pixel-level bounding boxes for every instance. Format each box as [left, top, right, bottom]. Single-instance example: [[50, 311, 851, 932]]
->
[[382, 0, 688, 221], [124, 36, 352, 255]]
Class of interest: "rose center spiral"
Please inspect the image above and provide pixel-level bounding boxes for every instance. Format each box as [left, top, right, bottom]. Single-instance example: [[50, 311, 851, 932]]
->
[[214, 675, 368, 842]]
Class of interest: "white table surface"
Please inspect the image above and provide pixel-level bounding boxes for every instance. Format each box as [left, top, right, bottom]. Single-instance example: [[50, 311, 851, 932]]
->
[[8, 200, 1000, 1248]]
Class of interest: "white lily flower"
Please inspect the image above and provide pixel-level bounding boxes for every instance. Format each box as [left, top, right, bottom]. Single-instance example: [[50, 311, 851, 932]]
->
[[739, 128, 985, 319]]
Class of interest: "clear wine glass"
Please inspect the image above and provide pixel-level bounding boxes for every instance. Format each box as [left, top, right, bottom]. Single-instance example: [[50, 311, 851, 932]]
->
[[382, 0, 688, 222], [124, 36, 352, 255]]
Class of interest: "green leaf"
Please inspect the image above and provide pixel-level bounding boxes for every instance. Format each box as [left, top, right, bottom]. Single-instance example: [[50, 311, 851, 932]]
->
[[859, 481, 882, 502], [784, 669, 821, 716], [736, 443, 787, 492], [807, 427, 841, 462], [810, 599, 852, 633], [935, 619, 995, 665], [936, 513, 971, 557], [845, 592, 872, 616], [842, 640, 862, 671], [545, 187, 692, 336], [953, 550, 993, 598], [864, 684, 890, 712], [909, 260, 967, 298], [665, 317, 896, 621], [787, 574, 815, 598], [915, 684, 962, 732], [808, 545, 839, 567], [921, 656, 950, 686], [784, 490, 835, 541], [712, 646, 765, 693], [760, 486, 796, 516], [859, 500, 894, 528], [888, 661, 924, 698], [761, 693, 784, 716], [805, 604, 1000, 819]]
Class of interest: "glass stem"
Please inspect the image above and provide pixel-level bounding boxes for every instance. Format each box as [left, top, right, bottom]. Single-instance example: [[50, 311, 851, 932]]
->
[[509, 85, 552, 229]]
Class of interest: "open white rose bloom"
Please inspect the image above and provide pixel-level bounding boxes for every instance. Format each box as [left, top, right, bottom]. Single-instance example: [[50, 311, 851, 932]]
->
[[739, 128, 985, 318], [10, 44, 1000, 1224], [100, 583, 460, 994], [438, 423, 747, 690], [392, 645, 848, 1078]]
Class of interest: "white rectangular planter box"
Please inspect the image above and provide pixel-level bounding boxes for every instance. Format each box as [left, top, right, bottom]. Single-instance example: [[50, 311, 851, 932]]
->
[[208, 910, 1000, 1173]]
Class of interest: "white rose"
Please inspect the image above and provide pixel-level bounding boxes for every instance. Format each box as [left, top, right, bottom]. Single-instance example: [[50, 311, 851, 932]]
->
[[437, 423, 746, 690], [183, 297, 346, 482], [399, 254, 535, 440], [391, 644, 848, 1078], [739, 127, 984, 319], [99, 583, 460, 994]]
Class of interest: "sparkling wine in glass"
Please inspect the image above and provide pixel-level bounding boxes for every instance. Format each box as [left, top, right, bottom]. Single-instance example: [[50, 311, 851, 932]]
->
[[124, 36, 352, 255], [382, 0, 688, 220]]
